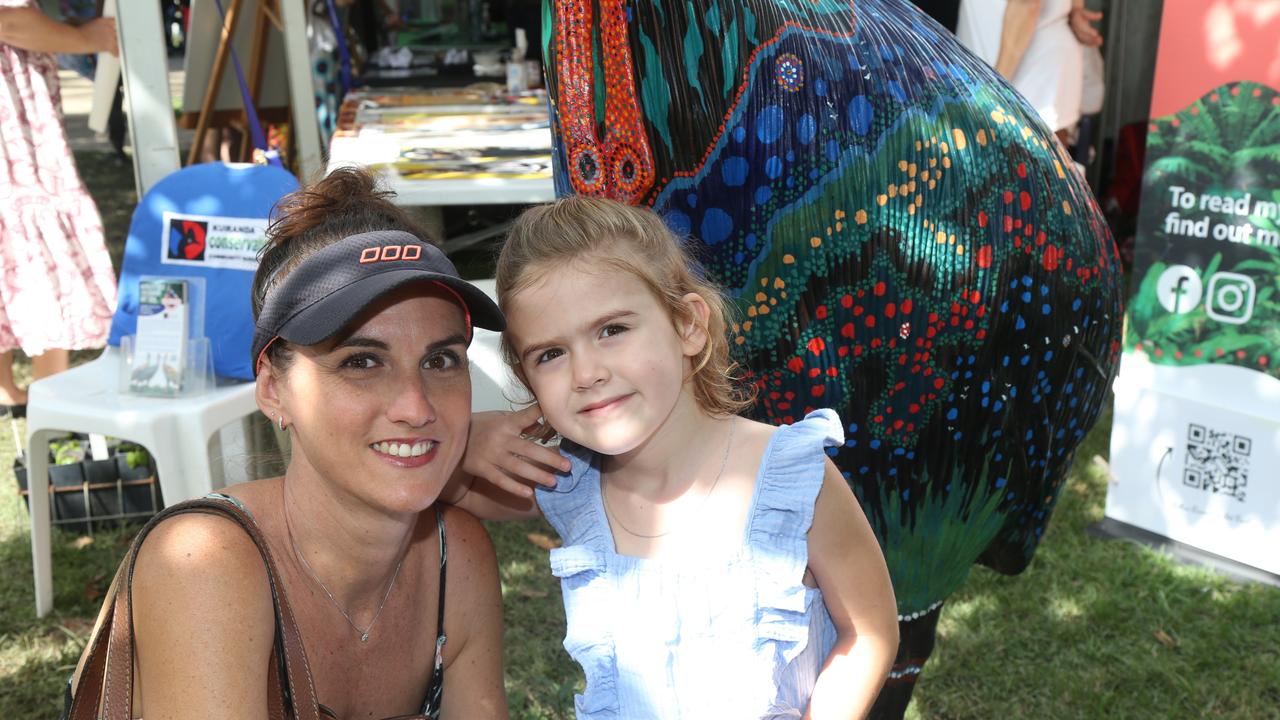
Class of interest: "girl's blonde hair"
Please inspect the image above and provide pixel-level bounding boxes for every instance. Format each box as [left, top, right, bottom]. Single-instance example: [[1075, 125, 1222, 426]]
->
[[496, 196, 755, 416]]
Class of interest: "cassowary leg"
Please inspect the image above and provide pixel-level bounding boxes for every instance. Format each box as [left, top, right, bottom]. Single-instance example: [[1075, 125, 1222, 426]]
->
[[867, 601, 945, 720]]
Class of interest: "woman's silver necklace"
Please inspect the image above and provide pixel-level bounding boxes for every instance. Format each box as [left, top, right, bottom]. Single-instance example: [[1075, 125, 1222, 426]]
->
[[602, 417, 736, 539], [284, 506, 407, 643]]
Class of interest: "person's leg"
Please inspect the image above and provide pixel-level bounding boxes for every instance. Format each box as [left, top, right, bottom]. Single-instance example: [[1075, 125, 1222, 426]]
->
[[31, 349, 69, 381], [0, 351, 25, 406]]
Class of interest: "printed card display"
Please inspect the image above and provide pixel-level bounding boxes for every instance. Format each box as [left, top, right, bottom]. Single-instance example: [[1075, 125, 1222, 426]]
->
[[1106, 2, 1280, 576], [160, 212, 270, 272], [131, 279, 189, 396]]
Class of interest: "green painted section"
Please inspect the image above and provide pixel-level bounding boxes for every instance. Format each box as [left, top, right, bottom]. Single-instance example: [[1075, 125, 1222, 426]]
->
[[682, 1, 709, 113], [722, 18, 740, 97], [639, 33, 675, 158]]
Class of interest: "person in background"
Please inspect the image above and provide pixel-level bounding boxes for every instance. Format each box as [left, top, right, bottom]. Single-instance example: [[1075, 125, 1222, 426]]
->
[[956, 0, 1104, 143], [915, 0, 1102, 42], [0, 0, 118, 418]]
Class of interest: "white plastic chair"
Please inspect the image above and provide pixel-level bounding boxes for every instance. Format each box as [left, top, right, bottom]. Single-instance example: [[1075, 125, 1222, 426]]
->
[[26, 348, 259, 616]]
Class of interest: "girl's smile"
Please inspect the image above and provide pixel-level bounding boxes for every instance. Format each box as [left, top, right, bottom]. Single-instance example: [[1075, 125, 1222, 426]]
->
[[578, 393, 635, 416], [506, 261, 707, 460]]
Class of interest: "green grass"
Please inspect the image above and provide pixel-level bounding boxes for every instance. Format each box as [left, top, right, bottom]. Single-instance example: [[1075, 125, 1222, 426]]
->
[[1, 151, 1277, 719]]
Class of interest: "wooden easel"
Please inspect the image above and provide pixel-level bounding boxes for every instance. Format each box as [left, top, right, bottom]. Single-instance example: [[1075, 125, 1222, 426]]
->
[[186, 0, 286, 166]]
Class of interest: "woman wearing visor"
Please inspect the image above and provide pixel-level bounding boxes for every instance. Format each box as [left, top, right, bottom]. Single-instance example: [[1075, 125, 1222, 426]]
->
[[69, 168, 509, 719]]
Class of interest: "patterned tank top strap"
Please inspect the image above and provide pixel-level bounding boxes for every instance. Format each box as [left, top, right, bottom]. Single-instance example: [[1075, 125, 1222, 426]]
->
[[420, 506, 447, 718], [204, 491, 253, 518]]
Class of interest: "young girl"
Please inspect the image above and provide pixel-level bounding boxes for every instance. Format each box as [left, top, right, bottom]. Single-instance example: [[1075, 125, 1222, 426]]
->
[[451, 196, 898, 718]]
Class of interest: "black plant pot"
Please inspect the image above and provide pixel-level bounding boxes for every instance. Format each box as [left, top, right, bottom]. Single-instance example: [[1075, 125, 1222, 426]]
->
[[48, 463, 89, 533], [11, 446, 162, 534]]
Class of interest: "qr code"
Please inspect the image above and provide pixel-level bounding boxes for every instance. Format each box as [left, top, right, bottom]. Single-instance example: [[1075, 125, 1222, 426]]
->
[[1183, 424, 1250, 502]]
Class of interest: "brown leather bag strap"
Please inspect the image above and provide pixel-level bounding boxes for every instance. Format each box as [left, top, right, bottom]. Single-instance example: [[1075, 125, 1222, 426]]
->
[[67, 497, 321, 720]]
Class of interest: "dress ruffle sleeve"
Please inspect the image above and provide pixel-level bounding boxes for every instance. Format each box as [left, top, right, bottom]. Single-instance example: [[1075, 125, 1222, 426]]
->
[[748, 409, 843, 666], [536, 441, 620, 717]]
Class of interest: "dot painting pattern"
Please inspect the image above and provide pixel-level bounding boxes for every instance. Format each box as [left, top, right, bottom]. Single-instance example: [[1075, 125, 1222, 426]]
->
[[542, 0, 1125, 711]]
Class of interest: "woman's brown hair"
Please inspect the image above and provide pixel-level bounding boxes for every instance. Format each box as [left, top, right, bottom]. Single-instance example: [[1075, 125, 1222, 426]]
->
[[252, 167, 434, 370], [496, 195, 755, 416]]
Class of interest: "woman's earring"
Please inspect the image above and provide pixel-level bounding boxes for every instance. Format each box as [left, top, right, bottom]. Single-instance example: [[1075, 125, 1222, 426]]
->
[[278, 414, 286, 432]]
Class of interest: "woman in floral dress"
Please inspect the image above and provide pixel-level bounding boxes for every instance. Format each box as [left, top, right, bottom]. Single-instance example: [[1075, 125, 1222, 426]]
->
[[0, 0, 118, 414]]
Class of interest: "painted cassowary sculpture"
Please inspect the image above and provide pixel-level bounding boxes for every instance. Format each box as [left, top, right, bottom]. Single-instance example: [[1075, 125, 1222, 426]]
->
[[541, 0, 1124, 714]]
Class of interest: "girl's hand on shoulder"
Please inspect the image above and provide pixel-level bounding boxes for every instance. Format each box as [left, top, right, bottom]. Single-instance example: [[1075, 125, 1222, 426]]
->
[[440, 405, 565, 520], [462, 404, 569, 497]]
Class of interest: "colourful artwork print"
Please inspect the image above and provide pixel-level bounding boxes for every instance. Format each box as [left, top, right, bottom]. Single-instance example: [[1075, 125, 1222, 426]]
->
[[543, 0, 1124, 714]]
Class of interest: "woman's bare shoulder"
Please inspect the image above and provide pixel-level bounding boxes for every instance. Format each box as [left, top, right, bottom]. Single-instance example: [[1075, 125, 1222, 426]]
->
[[131, 509, 276, 634], [128, 509, 279, 714], [437, 504, 498, 577]]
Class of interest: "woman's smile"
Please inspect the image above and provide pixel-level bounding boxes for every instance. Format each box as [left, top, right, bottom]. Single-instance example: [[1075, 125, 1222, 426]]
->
[[370, 438, 440, 467]]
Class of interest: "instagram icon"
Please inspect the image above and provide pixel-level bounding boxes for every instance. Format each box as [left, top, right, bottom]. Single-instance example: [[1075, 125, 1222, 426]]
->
[[1205, 272, 1256, 325]]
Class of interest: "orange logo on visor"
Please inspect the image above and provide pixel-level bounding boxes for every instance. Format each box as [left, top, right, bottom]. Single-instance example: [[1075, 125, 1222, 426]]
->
[[359, 244, 423, 264]]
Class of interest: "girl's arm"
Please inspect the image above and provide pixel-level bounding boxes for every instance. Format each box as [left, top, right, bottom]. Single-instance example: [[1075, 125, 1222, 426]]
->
[[804, 459, 899, 720], [439, 506, 510, 719], [440, 405, 566, 520], [129, 513, 277, 716], [993, 0, 1043, 80], [0, 8, 116, 55]]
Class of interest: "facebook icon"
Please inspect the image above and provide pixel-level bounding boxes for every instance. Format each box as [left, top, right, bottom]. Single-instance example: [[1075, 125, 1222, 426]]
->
[[1156, 265, 1203, 314]]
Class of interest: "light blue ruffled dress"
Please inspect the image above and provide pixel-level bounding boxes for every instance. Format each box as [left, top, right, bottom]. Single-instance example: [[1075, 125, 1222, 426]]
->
[[536, 409, 844, 719]]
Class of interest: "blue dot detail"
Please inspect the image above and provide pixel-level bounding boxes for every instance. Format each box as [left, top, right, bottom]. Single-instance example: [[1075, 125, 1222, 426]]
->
[[664, 210, 691, 236], [848, 95, 873, 135], [757, 106, 785, 144], [700, 209, 733, 245], [721, 157, 749, 187], [797, 115, 817, 144], [733, 126, 746, 143], [765, 156, 783, 179], [754, 185, 772, 204]]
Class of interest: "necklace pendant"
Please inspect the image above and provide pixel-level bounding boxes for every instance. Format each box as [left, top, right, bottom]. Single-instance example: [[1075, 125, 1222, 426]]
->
[[360, 632, 370, 642]]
